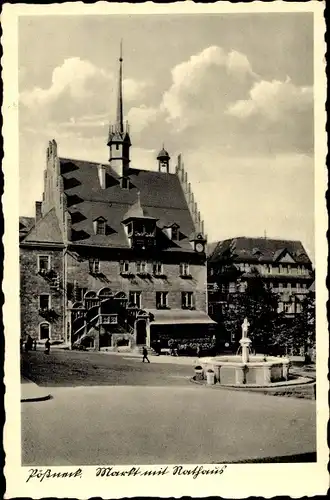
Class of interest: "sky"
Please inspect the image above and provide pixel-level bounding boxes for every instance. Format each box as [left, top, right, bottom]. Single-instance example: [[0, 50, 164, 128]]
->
[[19, 13, 315, 260]]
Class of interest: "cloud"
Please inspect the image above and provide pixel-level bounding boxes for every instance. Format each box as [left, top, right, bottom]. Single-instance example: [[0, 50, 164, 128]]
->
[[181, 149, 314, 261], [226, 77, 313, 121], [161, 46, 257, 130], [123, 79, 150, 101], [21, 58, 108, 108], [156, 46, 313, 155], [126, 105, 160, 135], [20, 46, 313, 157], [20, 57, 150, 130]]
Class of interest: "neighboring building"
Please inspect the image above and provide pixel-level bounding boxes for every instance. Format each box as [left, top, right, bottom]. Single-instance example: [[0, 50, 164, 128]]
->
[[207, 236, 314, 320], [19, 50, 214, 350]]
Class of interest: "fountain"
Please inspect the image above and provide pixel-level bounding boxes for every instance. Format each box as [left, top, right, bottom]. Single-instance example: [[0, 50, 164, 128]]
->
[[200, 317, 290, 386]]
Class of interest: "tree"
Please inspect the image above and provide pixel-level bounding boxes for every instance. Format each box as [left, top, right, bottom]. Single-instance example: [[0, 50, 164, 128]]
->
[[291, 292, 316, 362], [219, 268, 281, 354]]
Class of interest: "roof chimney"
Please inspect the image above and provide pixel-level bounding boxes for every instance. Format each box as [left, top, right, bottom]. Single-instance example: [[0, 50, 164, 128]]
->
[[98, 164, 106, 189], [35, 201, 42, 223]]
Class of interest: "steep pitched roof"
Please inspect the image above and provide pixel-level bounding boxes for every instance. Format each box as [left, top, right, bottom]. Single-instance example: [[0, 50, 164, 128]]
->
[[60, 158, 196, 251], [208, 237, 312, 265], [21, 208, 63, 245]]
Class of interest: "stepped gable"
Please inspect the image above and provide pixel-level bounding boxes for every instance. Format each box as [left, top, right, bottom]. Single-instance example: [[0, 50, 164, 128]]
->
[[208, 237, 311, 264], [21, 208, 63, 245], [60, 157, 196, 251]]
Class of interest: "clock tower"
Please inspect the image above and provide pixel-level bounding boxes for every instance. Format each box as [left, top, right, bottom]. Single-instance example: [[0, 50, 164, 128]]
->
[[190, 232, 207, 254]]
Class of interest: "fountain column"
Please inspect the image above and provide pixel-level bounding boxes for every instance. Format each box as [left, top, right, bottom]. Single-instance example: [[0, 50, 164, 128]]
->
[[239, 318, 252, 364]]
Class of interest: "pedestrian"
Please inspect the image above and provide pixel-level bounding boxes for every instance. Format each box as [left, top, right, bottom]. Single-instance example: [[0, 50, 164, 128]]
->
[[142, 346, 150, 363], [45, 338, 51, 355]]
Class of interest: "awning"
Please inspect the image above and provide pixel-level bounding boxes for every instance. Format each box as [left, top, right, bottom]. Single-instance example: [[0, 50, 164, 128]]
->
[[147, 309, 216, 326]]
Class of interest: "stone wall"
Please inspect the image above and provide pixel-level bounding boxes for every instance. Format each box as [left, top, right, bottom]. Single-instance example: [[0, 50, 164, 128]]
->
[[66, 253, 207, 312], [20, 247, 64, 341]]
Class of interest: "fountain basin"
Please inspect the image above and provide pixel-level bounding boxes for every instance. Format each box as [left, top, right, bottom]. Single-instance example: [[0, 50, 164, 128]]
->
[[200, 356, 290, 386]]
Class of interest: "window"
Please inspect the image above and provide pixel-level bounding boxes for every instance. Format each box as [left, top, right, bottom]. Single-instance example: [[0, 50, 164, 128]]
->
[[136, 261, 147, 274], [278, 283, 283, 291], [120, 261, 130, 274], [302, 283, 307, 289], [39, 294, 50, 311], [296, 303, 302, 313], [121, 177, 129, 189], [96, 219, 106, 235], [269, 282, 273, 289], [127, 222, 133, 236], [229, 282, 236, 293], [278, 302, 284, 313], [287, 283, 291, 291], [296, 282, 301, 290], [153, 262, 163, 275], [38, 255, 50, 272], [179, 263, 190, 276], [156, 291, 168, 309], [172, 225, 179, 241], [89, 258, 100, 274], [181, 291, 194, 309], [129, 291, 141, 309]]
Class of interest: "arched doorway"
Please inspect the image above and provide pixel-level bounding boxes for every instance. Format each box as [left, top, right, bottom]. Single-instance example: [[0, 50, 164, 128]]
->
[[39, 322, 50, 340], [136, 319, 147, 345]]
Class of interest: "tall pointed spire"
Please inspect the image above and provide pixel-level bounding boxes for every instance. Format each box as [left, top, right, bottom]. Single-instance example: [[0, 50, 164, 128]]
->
[[116, 39, 124, 134], [107, 41, 131, 177]]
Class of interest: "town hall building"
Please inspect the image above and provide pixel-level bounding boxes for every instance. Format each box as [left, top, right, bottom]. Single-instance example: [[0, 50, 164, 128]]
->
[[19, 50, 214, 351]]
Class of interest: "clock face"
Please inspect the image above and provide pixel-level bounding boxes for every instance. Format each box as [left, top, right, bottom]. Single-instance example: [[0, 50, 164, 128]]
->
[[195, 242, 204, 253]]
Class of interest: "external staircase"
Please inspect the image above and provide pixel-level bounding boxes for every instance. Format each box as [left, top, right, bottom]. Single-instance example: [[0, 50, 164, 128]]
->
[[71, 297, 137, 349]]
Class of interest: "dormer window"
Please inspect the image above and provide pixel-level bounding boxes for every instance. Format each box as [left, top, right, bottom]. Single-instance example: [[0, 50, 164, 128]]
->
[[122, 192, 158, 250], [93, 217, 106, 235], [172, 224, 179, 241], [121, 177, 129, 190]]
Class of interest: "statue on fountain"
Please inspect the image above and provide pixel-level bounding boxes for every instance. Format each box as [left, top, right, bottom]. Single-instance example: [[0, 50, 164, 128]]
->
[[239, 317, 252, 364]]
